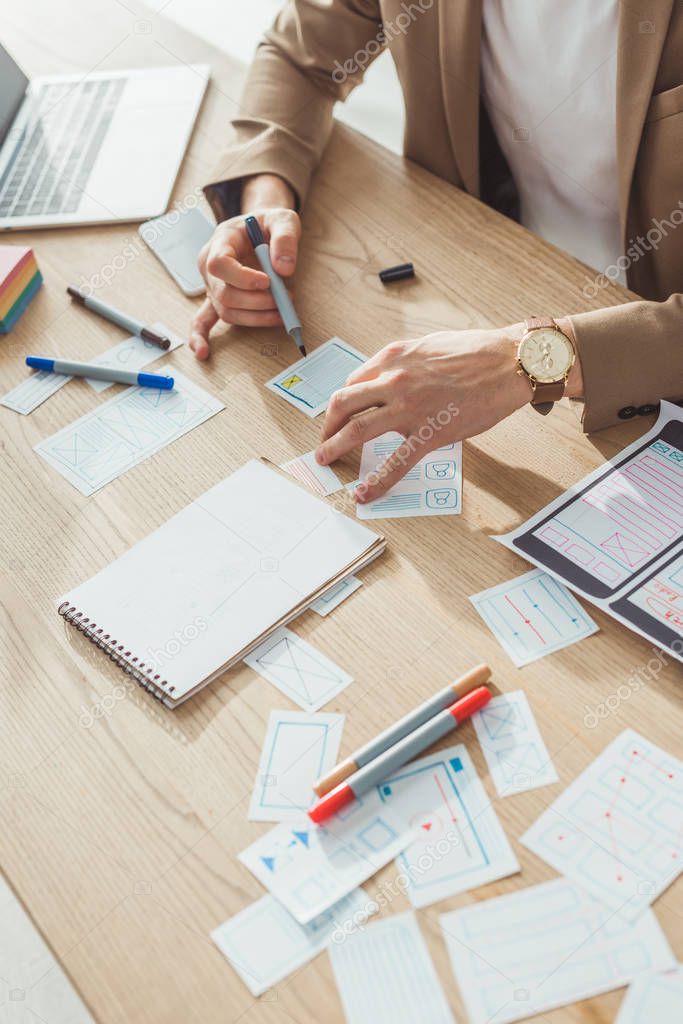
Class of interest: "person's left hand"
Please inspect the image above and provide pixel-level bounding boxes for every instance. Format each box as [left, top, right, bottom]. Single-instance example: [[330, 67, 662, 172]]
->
[[314, 327, 538, 503]]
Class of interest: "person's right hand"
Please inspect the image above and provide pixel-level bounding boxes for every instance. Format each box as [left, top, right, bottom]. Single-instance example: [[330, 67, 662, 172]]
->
[[190, 175, 300, 359]]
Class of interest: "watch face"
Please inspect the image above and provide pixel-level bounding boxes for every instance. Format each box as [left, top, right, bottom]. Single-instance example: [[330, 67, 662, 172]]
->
[[518, 328, 574, 383]]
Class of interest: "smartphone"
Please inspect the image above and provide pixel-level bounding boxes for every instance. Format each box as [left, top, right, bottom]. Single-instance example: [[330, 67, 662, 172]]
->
[[511, 418, 683, 599], [140, 207, 214, 297]]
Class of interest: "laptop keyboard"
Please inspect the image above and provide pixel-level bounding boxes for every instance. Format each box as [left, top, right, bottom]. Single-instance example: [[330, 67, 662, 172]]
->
[[0, 77, 124, 218]]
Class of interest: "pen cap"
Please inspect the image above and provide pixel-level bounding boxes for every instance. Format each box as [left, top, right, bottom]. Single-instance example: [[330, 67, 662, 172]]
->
[[451, 663, 491, 698], [26, 356, 53, 371], [244, 215, 265, 248], [138, 373, 174, 390]]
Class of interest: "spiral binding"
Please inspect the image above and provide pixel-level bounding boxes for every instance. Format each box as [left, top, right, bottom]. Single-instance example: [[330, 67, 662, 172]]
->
[[58, 602, 177, 704]]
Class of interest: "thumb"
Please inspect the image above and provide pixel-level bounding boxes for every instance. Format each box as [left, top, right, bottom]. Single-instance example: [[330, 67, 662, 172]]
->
[[266, 209, 301, 277]]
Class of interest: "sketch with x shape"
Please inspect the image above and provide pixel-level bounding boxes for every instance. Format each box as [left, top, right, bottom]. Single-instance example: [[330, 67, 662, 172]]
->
[[244, 627, 353, 711], [473, 691, 559, 796]]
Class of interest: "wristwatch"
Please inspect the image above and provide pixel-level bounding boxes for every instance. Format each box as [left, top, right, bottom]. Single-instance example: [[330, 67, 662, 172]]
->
[[516, 316, 576, 415]]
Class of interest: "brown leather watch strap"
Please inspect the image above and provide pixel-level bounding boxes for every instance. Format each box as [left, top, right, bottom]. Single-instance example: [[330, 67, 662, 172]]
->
[[531, 378, 566, 415]]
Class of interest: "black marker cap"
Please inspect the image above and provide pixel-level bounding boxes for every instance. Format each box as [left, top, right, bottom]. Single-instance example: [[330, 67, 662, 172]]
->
[[379, 262, 415, 284]]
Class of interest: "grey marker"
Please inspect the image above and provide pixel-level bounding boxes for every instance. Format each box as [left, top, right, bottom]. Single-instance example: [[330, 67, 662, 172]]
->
[[244, 215, 305, 356], [66, 286, 171, 350]]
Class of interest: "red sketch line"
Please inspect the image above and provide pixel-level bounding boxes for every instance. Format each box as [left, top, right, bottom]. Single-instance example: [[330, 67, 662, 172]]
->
[[636, 454, 683, 496], [504, 594, 545, 644], [620, 467, 682, 527], [433, 771, 458, 823], [582, 749, 676, 883]]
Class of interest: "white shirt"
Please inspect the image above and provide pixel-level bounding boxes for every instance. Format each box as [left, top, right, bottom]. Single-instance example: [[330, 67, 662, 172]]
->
[[481, 0, 623, 281]]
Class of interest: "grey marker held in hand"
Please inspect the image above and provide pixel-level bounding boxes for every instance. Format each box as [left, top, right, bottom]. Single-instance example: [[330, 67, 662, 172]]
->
[[244, 215, 306, 356]]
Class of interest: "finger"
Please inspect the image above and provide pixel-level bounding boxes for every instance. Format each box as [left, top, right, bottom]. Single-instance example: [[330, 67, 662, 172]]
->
[[264, 208, 301, 277], [209, 282, 283, 312], [213, 308, 283, 328], [320, 380, 386, 443], [315, 408, 395, 466], [355, 437, 425, 503], [189, 298, 219, 360], [344, 353, 385, 387], [207, 249, 270, 291], [345, 341, 411, 387]]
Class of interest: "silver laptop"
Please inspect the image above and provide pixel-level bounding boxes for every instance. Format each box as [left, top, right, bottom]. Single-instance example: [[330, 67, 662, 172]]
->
[[0, 44, 209, 230]]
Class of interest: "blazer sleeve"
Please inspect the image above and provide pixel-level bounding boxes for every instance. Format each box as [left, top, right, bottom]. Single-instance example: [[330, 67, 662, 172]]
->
[[204, 0, 384, 220], [568, 292, 683, 432]]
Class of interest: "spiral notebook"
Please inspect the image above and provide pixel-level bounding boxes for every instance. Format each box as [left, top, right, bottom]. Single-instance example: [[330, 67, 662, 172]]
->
[[58, 459, 385, 708]]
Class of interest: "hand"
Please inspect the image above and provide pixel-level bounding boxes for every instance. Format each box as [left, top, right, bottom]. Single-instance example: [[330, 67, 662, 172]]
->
[[190, 175, 300, 359], [315, 324, 581, 503]]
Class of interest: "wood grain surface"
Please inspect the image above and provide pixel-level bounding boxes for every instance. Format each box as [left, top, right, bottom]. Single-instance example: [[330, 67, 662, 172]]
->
[[1, 2, 680, 1022]]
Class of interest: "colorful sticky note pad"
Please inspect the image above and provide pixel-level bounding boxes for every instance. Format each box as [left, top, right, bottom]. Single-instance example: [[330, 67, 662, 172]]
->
[[0, 245, 41, 333]]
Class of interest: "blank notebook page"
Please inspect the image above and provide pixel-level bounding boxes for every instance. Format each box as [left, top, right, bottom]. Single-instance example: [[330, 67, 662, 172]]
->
[[59, 460, 379, 699]]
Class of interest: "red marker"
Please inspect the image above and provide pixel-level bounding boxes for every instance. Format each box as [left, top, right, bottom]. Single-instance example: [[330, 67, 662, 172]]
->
[[308, 685, 491, 825]]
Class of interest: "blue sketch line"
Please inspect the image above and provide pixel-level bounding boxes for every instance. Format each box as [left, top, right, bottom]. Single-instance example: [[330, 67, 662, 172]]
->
[[272, 382, 315, 409], [537, 575, 592, 630], [521, 585, 562, 638], [371, 493, 422, 512], [259, 721, 330, 811], [479, 597, 530, 653]]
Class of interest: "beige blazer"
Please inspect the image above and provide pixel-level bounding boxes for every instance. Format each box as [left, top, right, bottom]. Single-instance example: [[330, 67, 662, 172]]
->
[[204, 0, 683, 431]]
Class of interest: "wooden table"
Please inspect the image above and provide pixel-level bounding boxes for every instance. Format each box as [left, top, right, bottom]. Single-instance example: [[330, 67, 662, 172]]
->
[[1, 2, 681, 1022]]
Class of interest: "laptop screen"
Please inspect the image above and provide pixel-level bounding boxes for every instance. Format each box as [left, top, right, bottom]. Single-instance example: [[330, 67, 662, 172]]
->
[[0, 44, 28, 147]]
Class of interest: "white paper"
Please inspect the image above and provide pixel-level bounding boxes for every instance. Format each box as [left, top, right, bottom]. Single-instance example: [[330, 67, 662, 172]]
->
[[0, 323, 182, 413], [244, 627, 353, 711], [469, 568, 598, 666], [310, 576, 362, 616], [356, 432, 462, 519], [211, 888, 373, 997], [238, 791, 414, 924], [329, 911, 455, 1024], [0, 369, 69, 414], [376, 743, 519, 907], [440, 878, 675, 1024], [472, 690, 559, 796], [249, 710, 344, 821], [522, 728, 683, 919], [266, 337, 366, 417], [281, 449, 342, 496], [58, 460, 382, 704], [497, 401, 683, 662], [616, 965, 683, 1023], [84, 322, 184, 392], [34, 371, 224, 495]]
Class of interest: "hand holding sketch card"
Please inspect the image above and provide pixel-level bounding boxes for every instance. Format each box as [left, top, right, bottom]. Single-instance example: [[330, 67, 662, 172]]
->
[[498, 401, 683, 660], [522, 728, 683, 919], [356, 432, 462, 519]]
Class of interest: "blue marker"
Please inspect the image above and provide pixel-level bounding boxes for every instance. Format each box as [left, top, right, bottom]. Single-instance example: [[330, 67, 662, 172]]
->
[[25, 356, 174, 390]]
